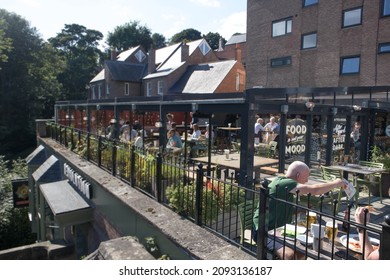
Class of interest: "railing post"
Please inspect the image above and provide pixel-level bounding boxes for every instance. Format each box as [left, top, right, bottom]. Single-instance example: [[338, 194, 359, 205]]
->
[[112, 141, 117, 176], [156, 153, 163, 203], [64, 127, 68, 148], [256, 179, 269, 260], [70, 127, 74, 150], [195, 163, 204, 226], [380, 215, 390, 260], [98, 136, 102, 167], [130, 145, 136, 188], [86, 132, 91, 161]]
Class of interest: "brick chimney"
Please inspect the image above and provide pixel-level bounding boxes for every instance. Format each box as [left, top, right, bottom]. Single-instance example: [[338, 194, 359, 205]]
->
[[181, 42, 189, 62], [110, 48, 117, 60], [235, 43, 242, 63], [218, 37, 224, 51], [148, 46, 156, 74]]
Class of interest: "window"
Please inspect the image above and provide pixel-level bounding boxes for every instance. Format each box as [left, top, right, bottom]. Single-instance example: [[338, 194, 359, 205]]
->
[[379, 42, 390, 53], [135, 50, 146, 62], [106, 83, 110, 95], [342, 7, 362, 28], [157, 80, 164, 95], [302, 33, 317, 49], [382, 0, 390, 16], [340, 56, 360, 74], [271, 56, 292, 67], [235, 73, 240, 91], [146, 82, 152, 96], [91, 85, 96, 99], [272, 18, 292, 37], [199, 40, 211, 55], [98, 84, 102, 99], [124, 83, 130, 95], [303, 0, 318, 7]]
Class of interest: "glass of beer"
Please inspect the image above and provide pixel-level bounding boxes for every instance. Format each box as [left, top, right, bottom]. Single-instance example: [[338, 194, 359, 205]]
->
[[325, 221, 339, 244], [307, 211, 317, 229]]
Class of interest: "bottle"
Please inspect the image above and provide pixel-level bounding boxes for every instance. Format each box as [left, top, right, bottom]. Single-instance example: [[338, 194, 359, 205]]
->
[[342, 209, 349, 231]]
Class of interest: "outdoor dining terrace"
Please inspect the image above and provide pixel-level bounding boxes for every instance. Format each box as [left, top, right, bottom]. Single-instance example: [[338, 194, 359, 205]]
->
[[43, 120, 390, 260]]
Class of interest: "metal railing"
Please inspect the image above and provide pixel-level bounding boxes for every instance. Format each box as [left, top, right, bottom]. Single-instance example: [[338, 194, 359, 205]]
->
[[45, 122, 390, 260]]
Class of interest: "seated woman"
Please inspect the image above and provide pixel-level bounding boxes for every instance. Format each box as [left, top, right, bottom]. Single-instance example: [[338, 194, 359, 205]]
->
[[166, 129, 183, 155], [191, 124, 201, 140]]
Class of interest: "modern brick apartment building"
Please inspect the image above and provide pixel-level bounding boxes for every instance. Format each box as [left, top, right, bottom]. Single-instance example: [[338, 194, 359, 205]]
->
[[246, 0, 390, 88]]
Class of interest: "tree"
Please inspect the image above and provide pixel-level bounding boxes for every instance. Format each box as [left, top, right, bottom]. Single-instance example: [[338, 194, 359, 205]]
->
[[0, 18, 12, 69], [169, 28, 202, 44], [106, 21, 153, 51], [0, 9, 64, 158], [49, 24, 104, 101], [152, 33, 166, 49], [203, 32, 226, 50]]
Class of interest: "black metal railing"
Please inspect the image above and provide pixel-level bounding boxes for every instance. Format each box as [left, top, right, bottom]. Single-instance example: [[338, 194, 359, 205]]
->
[[44, 122, 390, 260]]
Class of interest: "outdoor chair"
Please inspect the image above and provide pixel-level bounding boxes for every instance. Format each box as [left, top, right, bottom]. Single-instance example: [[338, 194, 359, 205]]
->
[[357, 160, 384, 204], [238, 200, 257, 246], [269, 141, 278, 158], [231, 141, 241, 153], [320, 166, 344, 214]]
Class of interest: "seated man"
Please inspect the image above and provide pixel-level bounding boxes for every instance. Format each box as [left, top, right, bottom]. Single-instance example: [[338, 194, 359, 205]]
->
[[252, 161, 346, 260]]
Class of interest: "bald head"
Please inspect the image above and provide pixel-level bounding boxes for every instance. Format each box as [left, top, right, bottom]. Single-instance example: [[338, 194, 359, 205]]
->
[[286, 161, 310, 184]]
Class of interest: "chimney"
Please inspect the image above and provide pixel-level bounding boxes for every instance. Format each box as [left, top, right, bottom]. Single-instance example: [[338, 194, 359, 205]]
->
[[235, 43, 242, 64], [181, 42, 189, 62], [218, 37, 224, 51], [110, 48, 117, 60], [148, 46, 156, 74]]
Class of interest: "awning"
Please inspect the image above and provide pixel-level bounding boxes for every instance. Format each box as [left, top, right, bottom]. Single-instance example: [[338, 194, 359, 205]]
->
[[39, 180, 93, 227]]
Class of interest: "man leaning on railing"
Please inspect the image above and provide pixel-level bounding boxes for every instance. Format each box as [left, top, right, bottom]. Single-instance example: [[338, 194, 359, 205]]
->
[[252, 161, 347, 260]]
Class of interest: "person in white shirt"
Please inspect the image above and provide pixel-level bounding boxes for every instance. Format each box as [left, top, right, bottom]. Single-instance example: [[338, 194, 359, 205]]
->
[[254, 118, 265, 144], [264, 116, 279, 133], [191, 124, 201, 140], [134, 131, 143, 148]]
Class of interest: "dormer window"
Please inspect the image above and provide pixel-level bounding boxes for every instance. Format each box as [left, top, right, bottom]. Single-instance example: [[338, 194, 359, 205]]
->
[[135, 50, 146, 62], [199, 40, 211, 55]]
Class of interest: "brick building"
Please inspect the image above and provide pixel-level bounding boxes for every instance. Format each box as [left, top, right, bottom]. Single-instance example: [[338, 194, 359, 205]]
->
[[246, 0, 390, 88]]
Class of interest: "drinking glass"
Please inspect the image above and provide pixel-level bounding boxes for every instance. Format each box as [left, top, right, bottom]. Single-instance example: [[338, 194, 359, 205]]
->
[[325, 221, 338, 244]]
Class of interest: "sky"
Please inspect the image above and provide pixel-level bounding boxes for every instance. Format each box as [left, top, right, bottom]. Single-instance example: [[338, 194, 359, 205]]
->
[[1, 0, 246, 48]]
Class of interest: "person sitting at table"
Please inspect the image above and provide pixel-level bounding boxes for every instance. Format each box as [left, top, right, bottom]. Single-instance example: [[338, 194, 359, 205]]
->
[[354, 206, 380, 260], [254, 118, 265, 143], [133, 131, 143, 149], [191, 124, 201, 140], [166, 129, 183, 155], [252, 161, 347, 260], [166, 113, 174, 130], [264, 116, 280, 134]]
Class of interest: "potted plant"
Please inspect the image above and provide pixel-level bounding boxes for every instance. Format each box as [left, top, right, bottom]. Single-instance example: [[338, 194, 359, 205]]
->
[[370, 145, 390, 197]]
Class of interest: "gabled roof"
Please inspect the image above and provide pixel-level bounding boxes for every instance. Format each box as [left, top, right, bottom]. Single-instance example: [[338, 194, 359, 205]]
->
[[169, 60, 237, 94], [226, 33, 246, 45], [106, 60, 146, 82], [116, 46, 141, 61], [90, 69, 105, 83], [144, 39, 211, 79]]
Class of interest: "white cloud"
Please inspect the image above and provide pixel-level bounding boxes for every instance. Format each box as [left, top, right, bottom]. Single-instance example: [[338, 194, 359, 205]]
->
[[217, 11, 246, 39], [189, 0, 220, 8], [20, 0, 42, 8]]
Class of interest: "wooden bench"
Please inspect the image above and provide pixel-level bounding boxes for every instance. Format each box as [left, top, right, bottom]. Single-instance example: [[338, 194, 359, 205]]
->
[[260, 166, 279, 175]]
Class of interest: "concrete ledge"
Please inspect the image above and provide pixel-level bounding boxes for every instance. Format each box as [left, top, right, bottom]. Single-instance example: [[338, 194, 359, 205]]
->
[[39, 138, 255, 260]]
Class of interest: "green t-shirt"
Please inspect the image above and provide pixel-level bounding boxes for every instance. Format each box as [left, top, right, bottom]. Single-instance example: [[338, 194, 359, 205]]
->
[[253, 176, 298, 231]]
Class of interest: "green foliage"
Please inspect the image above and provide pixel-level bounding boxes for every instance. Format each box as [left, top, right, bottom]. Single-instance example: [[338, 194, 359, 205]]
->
[[170, 28, 202, 44], [152, 33, 166, 49], [203, 32, 226, 50], [0, 17, 12, 68], [48, 23, 104, 100], [144, 236, 170, 260], [106, 21, 153, 51], [0, 155, 36, 250], [370, 145, 390, 170]]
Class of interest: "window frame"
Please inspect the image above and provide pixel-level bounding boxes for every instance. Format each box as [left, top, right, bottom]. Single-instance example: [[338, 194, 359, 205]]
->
[[303, 0, 318, 7], [382, 0, 390, 17], [378, 42, 390, 54], [146, 82, 152, 97], [157, 80, 164, 96], [301, 32, 317, 50], [272, 17, 293, 37], [270, 56, 292, 67], [342, 7, 363, 28], [340, 55, 361, 75], [124, 83, 130, 96]]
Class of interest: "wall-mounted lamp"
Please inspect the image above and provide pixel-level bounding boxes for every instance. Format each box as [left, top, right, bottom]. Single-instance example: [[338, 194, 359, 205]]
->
[[191, 103, 198, 113], [155, 121, 163, 128], [96, 104, 100, 110], [281, 105, 289, 114], [305, 101, 315, 111], [353, 105, 362, 112], [331, 107, 338, 116], [132, 104, 136, 111]]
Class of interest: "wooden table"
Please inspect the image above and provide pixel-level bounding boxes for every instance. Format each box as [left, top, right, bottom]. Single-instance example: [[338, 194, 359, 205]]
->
[[328, 163, 386, 206], [193, 154, 278, 170]]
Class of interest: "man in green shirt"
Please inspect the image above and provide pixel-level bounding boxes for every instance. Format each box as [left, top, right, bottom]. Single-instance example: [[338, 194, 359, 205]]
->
[[252, 161, 346, 259]]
